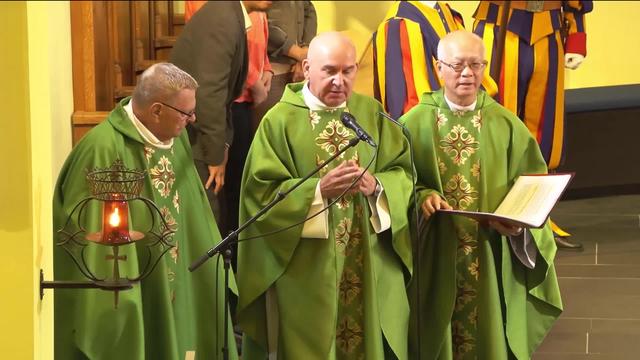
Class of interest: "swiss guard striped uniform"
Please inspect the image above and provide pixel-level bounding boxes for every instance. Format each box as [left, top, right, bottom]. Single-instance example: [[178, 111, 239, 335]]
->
[[373, 1, 498, 120], [473, 0, 593, 169]]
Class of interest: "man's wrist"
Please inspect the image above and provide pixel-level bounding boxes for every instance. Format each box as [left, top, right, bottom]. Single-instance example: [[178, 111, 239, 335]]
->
[[370, 181, 382, 197]]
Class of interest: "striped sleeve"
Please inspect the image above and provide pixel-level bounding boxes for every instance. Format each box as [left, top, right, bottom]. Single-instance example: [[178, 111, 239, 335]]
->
[[563, 0, 593, 56]]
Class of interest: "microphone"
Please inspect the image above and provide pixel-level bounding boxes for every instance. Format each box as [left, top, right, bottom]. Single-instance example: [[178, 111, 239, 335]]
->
[[341, 112, 377, 148]]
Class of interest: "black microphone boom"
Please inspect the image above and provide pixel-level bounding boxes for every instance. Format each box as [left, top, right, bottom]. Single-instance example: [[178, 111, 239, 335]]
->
[[341, 112, 377, 148]]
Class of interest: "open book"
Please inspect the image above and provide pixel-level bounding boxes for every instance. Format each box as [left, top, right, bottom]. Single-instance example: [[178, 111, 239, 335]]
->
[[438, 173, 574, 228]]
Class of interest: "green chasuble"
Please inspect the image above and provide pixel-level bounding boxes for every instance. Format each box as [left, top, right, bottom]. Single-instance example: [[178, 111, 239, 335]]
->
[[237, 83, 413, 360], [400, 90, 562, 360], [53, 98, 238, 360]]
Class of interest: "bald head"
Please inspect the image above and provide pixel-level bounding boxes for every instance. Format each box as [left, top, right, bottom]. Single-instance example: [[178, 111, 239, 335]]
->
[[307, 32, 357, 63], [303, 32, 358, 107], [437, 30, 485, 62]]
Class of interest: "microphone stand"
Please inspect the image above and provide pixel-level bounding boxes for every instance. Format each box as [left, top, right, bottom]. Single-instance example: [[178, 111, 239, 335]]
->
[[378, 111, 422, 359], [189, 136, 364, 360]]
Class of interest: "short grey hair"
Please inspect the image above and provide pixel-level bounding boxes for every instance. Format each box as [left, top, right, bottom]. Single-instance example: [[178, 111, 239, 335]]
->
[[132, 62, 198, 105]]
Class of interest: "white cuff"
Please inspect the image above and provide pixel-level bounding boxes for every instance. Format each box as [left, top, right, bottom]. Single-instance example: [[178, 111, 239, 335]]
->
[[508, 229, 537, 269], [367, 179, 391, 234], [301, 181, 329, 239]]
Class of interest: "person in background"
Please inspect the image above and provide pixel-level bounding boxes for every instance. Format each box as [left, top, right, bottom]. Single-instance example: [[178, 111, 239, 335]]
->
[[171, 1, 257, 236], [253, 0, 317, 131], [473, 0, 593, 249], [227, 1, 273, 253], [373, 0, 498, 121]]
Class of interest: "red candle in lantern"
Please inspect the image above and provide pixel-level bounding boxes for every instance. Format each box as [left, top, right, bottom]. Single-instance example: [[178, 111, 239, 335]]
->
[[102, 199, 131, 244]]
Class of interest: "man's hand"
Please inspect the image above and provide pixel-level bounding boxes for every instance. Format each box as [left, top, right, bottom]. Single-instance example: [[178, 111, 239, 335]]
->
[[356, 167, 377, 196], [250, 80, 268, 106], [287, 45, 308, 62], [421, 193, 452, 220], [565, 53, 585, 70], [320, 160, 361, 198], [292, 61, 305, 82], [204, 147, 229, 195], [489, 220, 523, 237], [262, 71, 273, 93]]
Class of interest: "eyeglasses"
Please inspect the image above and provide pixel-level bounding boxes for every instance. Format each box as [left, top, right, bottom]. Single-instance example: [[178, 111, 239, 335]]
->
[[160, 102, 195, 119], [439, 60, 488, 73]]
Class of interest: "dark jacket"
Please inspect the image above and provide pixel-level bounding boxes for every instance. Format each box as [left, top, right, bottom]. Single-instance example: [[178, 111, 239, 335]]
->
[[170, 1, 248, 165], [266, 0, 317, 65]]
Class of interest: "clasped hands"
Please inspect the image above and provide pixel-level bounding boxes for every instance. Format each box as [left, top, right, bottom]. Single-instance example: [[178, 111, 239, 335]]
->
[[319, 160, 376, 199], [421, 193, 523, 236]]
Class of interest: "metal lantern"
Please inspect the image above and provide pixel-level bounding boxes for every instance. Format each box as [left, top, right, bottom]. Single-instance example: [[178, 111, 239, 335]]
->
[[41, 159, 176, 307]]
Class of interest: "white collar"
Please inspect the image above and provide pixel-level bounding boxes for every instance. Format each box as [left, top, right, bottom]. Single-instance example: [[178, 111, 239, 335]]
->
[[124, 100, 173, 149], [240, 1, 252, 30], [302, 81, 346, 110], [444, 93, 477, 112]]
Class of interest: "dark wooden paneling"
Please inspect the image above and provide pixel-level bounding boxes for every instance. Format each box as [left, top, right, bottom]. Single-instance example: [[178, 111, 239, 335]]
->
[[70, 1, 182, 145], [558, 107, 640, 199]]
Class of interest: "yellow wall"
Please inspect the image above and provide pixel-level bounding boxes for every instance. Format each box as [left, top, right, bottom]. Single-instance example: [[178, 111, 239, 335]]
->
[[0, 2, 34, 357], [313, 1, 640, 89], [0, 1, 72, 358]]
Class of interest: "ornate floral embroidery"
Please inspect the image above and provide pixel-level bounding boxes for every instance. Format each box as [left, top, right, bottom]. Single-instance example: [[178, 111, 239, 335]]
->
[[173, 191, 180, 213], [471, 111, 482, 130], [354, 203, 364, 219], [457, 229, 477, 256], [439, 125, 479, 165], [336, 193, 352, 210], [150, 155, 175, 198], [452, 320, 475, 357], [350, 151, 360, 166], [335, 218, 362, 256], [469, 258, 479, 281], [455, 280, 477, 311], [337, 316, 363, 354], [315, 154, 329, 176], [315, 119, 352, 157], [167, 269, 176, 282], [468, 307, 478, 327], [339, 268, 362, 305], [335, 218, 352, 254], [309, 110, 321, 130], [444, 174, 478, 210], [436, 108, 448, 128], [471, 162, 481, 180], [438, 159, 448, 175], [160, 206, 178, 232], [453, 110, 466, 117], [345, 229, 362, 257], [144, 146, 155, 163], [169, 240, 179, 264]]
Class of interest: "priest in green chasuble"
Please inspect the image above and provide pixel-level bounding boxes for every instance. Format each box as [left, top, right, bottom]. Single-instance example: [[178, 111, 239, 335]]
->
[[53, 63, 237, 359], [400, 31, 562, 359], [237, 32, 413, 359]]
